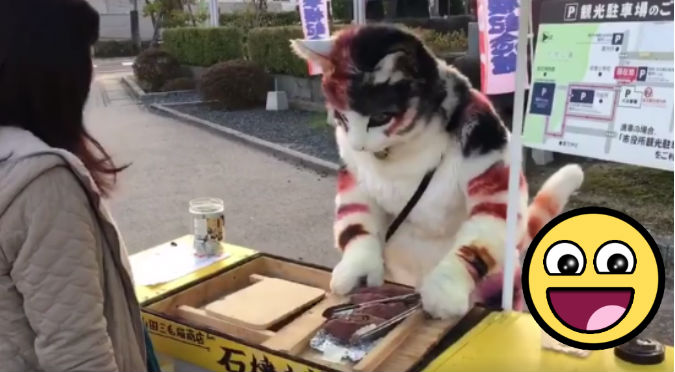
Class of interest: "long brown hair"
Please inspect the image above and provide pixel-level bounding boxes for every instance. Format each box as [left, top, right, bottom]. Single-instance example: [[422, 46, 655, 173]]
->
[[0, 0, 125, 197]]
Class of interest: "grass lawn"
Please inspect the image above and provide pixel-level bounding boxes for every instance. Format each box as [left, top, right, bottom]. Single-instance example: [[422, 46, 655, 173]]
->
[[306, 111, 332, 130], [526, 154, 673, 236]]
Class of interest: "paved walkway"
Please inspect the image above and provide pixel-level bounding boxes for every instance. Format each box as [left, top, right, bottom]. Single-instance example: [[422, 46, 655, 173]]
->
[[85, 71, 339, 268]]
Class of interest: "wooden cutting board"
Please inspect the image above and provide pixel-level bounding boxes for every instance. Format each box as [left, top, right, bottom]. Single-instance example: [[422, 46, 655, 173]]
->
[[205, 276, 325, 330]]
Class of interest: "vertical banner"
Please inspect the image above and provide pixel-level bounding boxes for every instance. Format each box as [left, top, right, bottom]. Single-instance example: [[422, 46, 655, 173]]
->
[[477, 0, 521, 94], [299, 0, 331, 75]]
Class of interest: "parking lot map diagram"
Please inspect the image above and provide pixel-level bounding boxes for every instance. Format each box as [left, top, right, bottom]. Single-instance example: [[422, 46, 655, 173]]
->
[[523, 0, 674, 171]]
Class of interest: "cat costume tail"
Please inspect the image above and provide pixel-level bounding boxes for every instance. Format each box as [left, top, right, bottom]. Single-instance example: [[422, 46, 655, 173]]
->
[[523, 164, 584, 251]]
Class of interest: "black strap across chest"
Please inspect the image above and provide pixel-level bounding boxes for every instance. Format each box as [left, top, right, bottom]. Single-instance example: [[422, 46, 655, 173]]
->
[[384, 168, 438, 242]]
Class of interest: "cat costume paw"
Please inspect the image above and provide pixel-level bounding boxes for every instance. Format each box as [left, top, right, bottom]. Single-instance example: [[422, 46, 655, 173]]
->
[[330, 237, 384, 295], [419, 258, 474, 318]]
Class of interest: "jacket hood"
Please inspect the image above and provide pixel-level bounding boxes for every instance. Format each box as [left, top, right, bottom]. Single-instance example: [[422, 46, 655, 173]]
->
[[0, 126, 90, 214], [0, 125, 128, 263]]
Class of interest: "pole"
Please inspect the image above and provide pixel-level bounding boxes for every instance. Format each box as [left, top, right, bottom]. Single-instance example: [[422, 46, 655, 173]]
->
[[209, 0, 219, 27], [501, 0, 530, 311], [429, 0, 440, 18], [130, 0, 141, 51], [353, 0, 358, 23], [353, 0, 366, 23]]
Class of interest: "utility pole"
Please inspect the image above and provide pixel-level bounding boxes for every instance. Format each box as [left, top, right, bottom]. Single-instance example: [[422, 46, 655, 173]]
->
[[130, 0, 141, 51]]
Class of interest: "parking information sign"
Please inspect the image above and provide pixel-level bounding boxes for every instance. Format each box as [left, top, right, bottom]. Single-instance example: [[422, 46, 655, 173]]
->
[[523, 0, 674, 171]]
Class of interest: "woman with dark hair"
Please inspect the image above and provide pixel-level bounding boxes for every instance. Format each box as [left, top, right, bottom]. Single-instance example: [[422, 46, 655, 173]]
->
[[0, 1, 153, 371]]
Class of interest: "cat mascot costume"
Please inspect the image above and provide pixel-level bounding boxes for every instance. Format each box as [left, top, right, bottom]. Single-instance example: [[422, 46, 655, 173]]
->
[[291, 25, 583, 318]]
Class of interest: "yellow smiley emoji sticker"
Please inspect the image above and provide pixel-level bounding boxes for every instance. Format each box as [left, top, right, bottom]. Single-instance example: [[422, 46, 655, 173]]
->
[[522, 206, 665, 350]]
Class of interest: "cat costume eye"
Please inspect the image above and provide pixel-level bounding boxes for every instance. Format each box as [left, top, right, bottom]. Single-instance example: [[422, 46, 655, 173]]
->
[[368, 113, 395, 128]]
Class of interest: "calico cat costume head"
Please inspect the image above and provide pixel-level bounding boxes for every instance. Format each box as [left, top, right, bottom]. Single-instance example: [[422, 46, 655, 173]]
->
[[291, 25, 489, 159]]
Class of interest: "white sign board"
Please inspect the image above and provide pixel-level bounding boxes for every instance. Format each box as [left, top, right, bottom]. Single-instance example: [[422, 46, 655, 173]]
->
[[523, 0, 674, 171]]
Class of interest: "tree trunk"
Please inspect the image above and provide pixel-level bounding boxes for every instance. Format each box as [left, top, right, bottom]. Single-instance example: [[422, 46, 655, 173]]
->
[[185, 0, 197, 26], [151, 14, 163, 46]]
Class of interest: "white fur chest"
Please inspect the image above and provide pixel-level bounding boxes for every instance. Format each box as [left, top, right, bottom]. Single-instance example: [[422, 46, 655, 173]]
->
[[337, 126, 469, 285], [338, 125, 467, 237], [358, 152, 467, 237]]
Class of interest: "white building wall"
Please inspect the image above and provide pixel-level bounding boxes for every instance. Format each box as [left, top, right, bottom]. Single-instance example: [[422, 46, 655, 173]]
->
[[219, 0, 299, 13], [87, 0, 155, 40], [88, 0, 299, 39]]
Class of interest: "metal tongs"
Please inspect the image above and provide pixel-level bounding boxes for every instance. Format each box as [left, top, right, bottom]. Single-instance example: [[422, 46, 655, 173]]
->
[[322, 292, 420, 318], [349, 303, 421, 344], [321, 292, 421, 345]]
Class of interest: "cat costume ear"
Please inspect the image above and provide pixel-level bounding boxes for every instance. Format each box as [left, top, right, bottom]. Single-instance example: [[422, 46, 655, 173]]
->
[[290, 38, 334, 71]]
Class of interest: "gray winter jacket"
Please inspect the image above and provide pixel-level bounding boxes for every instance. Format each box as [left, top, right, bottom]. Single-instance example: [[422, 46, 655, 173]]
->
[[0, 126, 147, 371]]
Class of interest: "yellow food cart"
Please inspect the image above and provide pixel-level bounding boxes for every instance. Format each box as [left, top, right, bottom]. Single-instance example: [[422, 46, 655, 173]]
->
[[134, 235, 673, 372]]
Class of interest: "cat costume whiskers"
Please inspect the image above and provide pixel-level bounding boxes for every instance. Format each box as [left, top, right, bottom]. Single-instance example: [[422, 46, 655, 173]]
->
[[292, 25, 583, 318]]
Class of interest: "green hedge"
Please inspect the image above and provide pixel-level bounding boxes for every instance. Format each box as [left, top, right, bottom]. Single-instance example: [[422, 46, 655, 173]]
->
[[160, 23, 466, 77], [94, 40, 147, 58], [162, 27, 244, 67], [247, 26, 309, 77], [220, 11, 300, 32], [331, 0, 353, 21], [246, 24, 466, 77], [409, 28, 468, 55]]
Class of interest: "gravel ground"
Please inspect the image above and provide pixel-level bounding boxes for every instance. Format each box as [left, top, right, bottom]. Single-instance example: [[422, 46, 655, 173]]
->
[[644, 288, 674, 345], [173, 103, 340, 163]]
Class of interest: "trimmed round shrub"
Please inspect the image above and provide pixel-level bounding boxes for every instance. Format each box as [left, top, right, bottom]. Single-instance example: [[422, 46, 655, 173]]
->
[[199, 60, 270, 110], [161, 77, 197, 92], [132, 48, 181, 92]]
